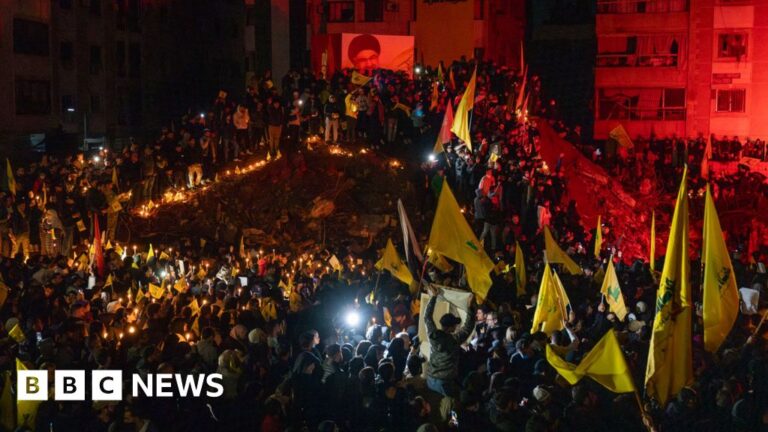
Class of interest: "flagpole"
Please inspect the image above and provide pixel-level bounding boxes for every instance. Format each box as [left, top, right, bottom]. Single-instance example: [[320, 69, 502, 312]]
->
[[416, 245, 430, 294], [749, 308, 768, 342]]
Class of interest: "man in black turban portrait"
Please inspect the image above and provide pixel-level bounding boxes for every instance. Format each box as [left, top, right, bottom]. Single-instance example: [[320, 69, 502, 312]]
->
[[348, 34, 381, 72]]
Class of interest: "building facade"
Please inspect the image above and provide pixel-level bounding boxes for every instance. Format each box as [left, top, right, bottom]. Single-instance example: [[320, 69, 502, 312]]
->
[[1, 0, 247, 152], [304, 0, 525, 68], [594, 0, 768, 141]]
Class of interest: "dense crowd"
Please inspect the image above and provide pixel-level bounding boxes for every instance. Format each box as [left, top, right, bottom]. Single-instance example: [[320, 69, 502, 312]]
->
[[0, 59, 766, 432]]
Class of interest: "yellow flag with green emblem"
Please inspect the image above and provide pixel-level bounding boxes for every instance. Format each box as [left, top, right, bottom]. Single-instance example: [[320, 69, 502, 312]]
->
[[147, 244, 155, 261], [514, 241, 526, 297], [645, 166, 692, 406], [544, 226, 582, 275], [148, 283, 164, 299], [450, 66, 477, 151], [530, 263, 566, 335], [546, 330, 636, 393], [375, 239, 414, 287], [428, 184, 494, 301], [702, 185, 739, 353], [600, 260, 628, 321]]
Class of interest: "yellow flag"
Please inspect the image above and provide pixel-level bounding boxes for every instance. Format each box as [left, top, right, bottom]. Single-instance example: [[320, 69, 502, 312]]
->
[[428, 184, 494, 301], [0, 280, 8, 309], [239, 235, 246, 259], [173, 278, 188, 293], [104, 274, 114, 288], [551, 268, 572, 314], [594, 216, 603, 258], [450, 66, 477, 151], [650, 211, 656, 272], [115, 243, 124, 257], [433, 100, 454, 154], [546, 330, 636, 393], [189, 298, 201, 316], [135, 286, 145, 304], [544, 226, 582, 275], [375, 239, 414, 287], [148, 283, 165, 299], [600, 261, 628, 321], [430, 82, 439, 111], [159, 251, 171, 261], [436, 62, 444, 82], [5, 159, 15, 196], [351, 71, 372, 86], [147, 244, 155, 261], [530, 263, 565, 335], [8, 323, 25, 343], [0, 371, 14, 431], [16, 359, 41, 429], [383, 306, 393, 327], [645, 166, 692, 406], [609, 124, 634, 148], [105, 240, 113, 251], [702, 185, 739, 353], [515, 241, 526, 297]]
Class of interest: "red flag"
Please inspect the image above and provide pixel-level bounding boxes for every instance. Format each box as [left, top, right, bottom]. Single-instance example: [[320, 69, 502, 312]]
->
[[93, 213, 104, 277]]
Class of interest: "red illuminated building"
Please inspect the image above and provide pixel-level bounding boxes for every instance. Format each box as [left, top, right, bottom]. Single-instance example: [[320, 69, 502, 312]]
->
[[595, 0, 768, 141]]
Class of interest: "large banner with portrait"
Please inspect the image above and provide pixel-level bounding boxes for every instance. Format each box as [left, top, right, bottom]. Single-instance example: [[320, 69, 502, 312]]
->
[[340, 33, 415, 76]]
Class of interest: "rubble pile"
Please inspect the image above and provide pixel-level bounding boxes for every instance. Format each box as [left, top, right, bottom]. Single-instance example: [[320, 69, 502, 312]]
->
[[126, 148, 412, 253]]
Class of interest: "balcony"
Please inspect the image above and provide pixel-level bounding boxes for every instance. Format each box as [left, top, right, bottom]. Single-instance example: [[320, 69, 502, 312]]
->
[[597, 53, 679, 68], [597, 0, 688, 14]]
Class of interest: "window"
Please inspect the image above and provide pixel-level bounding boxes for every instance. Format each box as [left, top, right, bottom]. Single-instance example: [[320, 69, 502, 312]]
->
[[13, 19, 50, 56], [716, 89, 746, 113], [61, 95, 74, 114], [597, 0, 688, 14], [129, 43, 141, 77], [597, 35, 681, 67], [15, 79, 51, 115], [60, 41, 74, 64], [116, 41, 126, 76], [90, 45, 102, 74], [474, 0, 485, 20], [364, 0, 384, 22], [328, 1, 354, 23], [597, 88, 686, 120], [90, 94, 101, 113], [718, 33, 747, 59]]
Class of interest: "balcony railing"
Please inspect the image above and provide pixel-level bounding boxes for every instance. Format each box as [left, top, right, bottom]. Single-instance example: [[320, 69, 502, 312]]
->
[[597, 0, 688, 14], [598, 106, 686, 121], [597, 53, 679, 67]]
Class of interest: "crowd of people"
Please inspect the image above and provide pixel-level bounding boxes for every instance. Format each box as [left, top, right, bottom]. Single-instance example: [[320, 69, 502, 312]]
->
[[0, 57, 766, 432]]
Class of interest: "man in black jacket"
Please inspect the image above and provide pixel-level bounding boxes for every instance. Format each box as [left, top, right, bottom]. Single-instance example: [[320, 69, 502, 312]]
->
[[424, 286, 475, 398]]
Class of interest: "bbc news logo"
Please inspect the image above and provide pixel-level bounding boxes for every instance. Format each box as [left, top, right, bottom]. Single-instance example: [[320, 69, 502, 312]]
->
[[18, 371, 224, 401]]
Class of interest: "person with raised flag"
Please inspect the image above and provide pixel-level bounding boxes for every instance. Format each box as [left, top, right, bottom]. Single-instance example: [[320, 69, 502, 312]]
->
[[600, 259, 628, 321], [450, 66, 477, 151]]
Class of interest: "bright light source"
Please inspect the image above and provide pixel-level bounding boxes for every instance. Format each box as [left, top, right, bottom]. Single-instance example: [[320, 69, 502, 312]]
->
[[428, 154, 436, 162], [298, 100, 304, 106], [67, 108, 75, 112], [345, 311, 360, 327], [415, 66, 422, 74], [199, 113, 205, 119], [160, 270, 167, 278], [93, 155, 101, 163]]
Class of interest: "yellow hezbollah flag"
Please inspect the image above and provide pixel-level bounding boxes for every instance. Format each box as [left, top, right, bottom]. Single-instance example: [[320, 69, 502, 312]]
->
[[433, 100, 454, 154], [148, 283, 165, 299], [428, 184, 494, 301], [609, 124, 634, 148], [702, 185, 739, 353], [351, 71, 372, 86], [551, 268, 572, 314], [650, 211, 656, 272], [104, 274, 114, 289], [530, 263, 566, 335], [544, 226, 582, 275], [515, 241, 526, 297], [375, 239, 414, 288], [0, 371, 14, 431], [147, 244, 155, 261], [450, 66, 477, 151], [600, 260, 628, 321], [16, 359, 41, 429], [594, 216, 603, 258], [645, 166, 692, 406], [546, 330, 636, 393], [134, 287, 145, 304]]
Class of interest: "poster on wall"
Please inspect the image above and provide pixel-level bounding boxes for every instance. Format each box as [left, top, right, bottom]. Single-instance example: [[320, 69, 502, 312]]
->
[[340, 33, 415, 76]]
